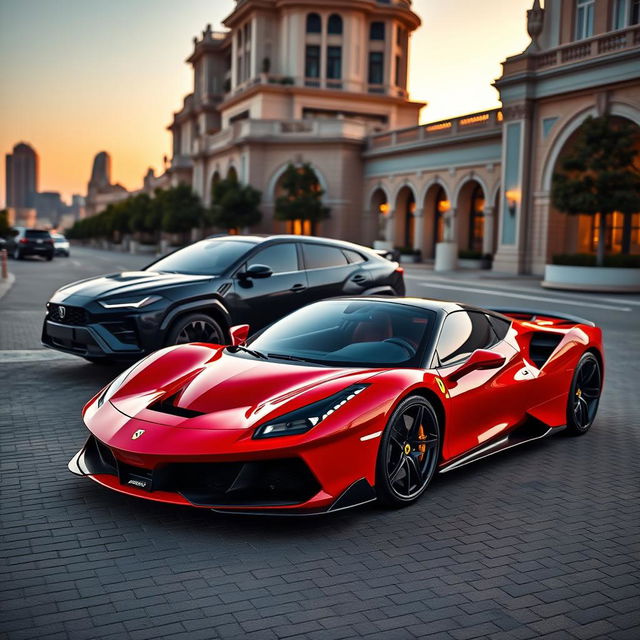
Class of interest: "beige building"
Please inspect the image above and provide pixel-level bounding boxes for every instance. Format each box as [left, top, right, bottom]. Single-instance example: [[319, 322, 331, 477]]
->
[[168, 0, 640, 275]]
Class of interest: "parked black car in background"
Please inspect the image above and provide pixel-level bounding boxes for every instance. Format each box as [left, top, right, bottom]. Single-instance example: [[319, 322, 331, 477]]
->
[[7, 227, 54, 260], [42, 235, 405, 363]]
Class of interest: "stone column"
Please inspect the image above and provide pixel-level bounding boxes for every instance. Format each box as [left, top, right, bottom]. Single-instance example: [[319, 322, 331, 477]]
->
[[435, 207, 458, 271], [385, 210, 395, 247], [413, 208, 425, 256], [491, 101, 534, 274], [482, 205, 495, 256]]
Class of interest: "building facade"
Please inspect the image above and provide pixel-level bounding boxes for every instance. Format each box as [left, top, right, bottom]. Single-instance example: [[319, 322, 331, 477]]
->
[[168, 0, 423, 241], [168, 0, 640, 274]]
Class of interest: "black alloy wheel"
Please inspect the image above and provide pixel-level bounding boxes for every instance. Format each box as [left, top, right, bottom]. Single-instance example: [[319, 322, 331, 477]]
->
[[167, 313, 225, 347], [566, 352, 602, 435], [376, 395, 441, 507]]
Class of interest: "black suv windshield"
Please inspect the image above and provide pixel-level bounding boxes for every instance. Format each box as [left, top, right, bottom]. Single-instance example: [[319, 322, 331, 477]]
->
[[25, 230, 51, 239], [148, 239, 256, 275], [249, 300, 436, 368]]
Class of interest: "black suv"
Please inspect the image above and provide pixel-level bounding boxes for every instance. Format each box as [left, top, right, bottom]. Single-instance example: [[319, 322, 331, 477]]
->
[[42, 235, 405, 362], [7, 227, 54, 260]]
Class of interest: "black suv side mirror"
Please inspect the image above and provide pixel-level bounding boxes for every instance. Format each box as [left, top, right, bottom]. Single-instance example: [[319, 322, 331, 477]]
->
[[240, 264, 273, 279]]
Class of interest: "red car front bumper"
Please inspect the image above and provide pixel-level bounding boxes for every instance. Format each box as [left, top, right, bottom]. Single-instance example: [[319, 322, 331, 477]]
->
[[69, 399, 383, 514]]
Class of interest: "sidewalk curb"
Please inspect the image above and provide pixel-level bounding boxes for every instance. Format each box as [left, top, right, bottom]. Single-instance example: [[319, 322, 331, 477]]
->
[[0, 273, 15, 302]]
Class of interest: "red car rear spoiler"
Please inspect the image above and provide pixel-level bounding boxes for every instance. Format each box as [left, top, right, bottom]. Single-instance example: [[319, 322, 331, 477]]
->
[[489, 307, 595, 328]]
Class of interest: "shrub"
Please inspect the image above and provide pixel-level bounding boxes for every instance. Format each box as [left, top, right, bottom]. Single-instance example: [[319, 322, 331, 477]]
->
[[458, 249, 482, 260], [552, 253, 640, 268]]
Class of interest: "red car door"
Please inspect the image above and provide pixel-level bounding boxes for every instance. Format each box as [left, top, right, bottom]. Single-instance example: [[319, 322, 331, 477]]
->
[[435, 311, 531, 462]]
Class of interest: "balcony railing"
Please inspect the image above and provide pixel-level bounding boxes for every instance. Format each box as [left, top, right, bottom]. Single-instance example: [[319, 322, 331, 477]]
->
[[195, 118, 370, 154], [534, 24, 640, 71], [366, 109, 502, 151], [225, 73, 408, 100]]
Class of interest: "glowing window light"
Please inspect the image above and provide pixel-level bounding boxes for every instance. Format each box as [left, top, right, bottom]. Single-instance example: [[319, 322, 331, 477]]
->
[[460, 114, 489, 126]]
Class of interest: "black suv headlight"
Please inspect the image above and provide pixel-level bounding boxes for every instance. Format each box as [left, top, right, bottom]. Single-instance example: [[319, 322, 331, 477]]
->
[[98, 295, 163, 309], [253, 384, 369, 439]]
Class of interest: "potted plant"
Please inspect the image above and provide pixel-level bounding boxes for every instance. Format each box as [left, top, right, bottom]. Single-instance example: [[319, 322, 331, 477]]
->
[[458, 249, 492, 269], [395, 246, 421, 263]]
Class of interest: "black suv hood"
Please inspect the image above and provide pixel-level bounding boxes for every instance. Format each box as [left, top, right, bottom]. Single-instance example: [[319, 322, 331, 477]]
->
[[50, 271, 215, 303]]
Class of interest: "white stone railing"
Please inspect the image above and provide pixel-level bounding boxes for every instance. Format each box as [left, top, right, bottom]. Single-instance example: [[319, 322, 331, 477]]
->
[[366, 108, 503, 151], [199, 118, 370, 153], [226, 73, 408, 100], [534, 25, 640, 70]]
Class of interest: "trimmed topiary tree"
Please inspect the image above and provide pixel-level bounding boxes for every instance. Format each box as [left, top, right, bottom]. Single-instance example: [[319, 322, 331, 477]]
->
[[274, 163, 330, 234], [210, 176, 262, 233], [157, 185, 208, 241], [552, 115, 640, 266]]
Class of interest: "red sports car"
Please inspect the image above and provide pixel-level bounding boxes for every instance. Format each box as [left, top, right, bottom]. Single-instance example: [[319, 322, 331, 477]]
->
[[69, 297, 604, 513]]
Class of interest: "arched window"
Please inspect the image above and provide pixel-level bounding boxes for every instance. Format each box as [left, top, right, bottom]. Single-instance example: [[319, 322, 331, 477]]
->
[[306, 13, 321, 33], [328, 14, 343, 35], [370, 22, 385, 40]]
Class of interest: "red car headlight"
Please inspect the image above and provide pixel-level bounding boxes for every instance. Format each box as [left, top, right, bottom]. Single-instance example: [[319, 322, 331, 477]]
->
[[253, 384, 369, 439]]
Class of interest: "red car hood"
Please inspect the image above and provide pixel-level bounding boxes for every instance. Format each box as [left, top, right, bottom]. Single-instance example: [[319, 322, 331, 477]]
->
[[110, 350, 379, 430]]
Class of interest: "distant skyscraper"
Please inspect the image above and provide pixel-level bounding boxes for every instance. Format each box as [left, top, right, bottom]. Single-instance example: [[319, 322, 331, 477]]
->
[[87, 151, 112, 195], [85, 151, 128, 217], [6, 142, 38, 208], [5, 142, 39, 208]]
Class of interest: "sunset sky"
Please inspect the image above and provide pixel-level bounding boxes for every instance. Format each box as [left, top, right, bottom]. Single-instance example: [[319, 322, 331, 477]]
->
[[0, 0, 533, 207]]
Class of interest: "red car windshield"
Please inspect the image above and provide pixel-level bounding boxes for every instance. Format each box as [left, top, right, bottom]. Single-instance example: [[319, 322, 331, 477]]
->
[[248, 300, 436, 368]]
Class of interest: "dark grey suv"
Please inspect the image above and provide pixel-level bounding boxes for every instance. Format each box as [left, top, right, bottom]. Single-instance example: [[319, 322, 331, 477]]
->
[[42, 234, 405, 363], [7, 227, 54, 260]]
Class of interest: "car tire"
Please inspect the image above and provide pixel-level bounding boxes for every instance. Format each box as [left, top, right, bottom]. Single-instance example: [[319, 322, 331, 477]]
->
[[565, 352, 602, 436], [46, 253, 53, 261], [375, 395, 441, 508], [165, 313, 225, 347]]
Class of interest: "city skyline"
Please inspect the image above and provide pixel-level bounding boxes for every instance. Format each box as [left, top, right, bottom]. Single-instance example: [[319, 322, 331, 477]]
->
[[0, 0, 533, 206]]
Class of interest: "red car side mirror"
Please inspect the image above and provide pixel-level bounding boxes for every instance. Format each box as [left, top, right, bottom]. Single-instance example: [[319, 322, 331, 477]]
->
[[446, 349, 506, 383], [229, 324, 250, 346]]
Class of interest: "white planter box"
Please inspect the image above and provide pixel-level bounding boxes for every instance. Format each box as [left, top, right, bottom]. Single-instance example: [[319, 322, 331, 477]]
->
[[434, 242, 458, 272], [459, 258, 492, 270], [542, 264, 640, 292], [458, 258, 483, 269]]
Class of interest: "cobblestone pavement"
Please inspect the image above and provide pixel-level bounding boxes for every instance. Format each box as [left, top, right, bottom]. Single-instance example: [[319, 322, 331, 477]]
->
[[1, 249, 639, 640]]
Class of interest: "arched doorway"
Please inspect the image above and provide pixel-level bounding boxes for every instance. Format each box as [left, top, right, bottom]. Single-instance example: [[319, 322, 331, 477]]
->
[[547, 115, 640, 260], [273, 164, 325, 235], [227, 166, 238, 182], [422, 184, 450, 259], [455, 179, 486, 254], [210, 170, 221, 202], [394, 186, 416, 249]]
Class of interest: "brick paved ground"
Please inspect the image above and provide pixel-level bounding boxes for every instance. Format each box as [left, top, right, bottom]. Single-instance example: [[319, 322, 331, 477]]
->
[[1, 249, 639, 639]]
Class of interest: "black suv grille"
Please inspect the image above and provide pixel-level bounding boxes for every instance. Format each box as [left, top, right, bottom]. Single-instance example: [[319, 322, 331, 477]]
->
[[48, 303, 88, 325]]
